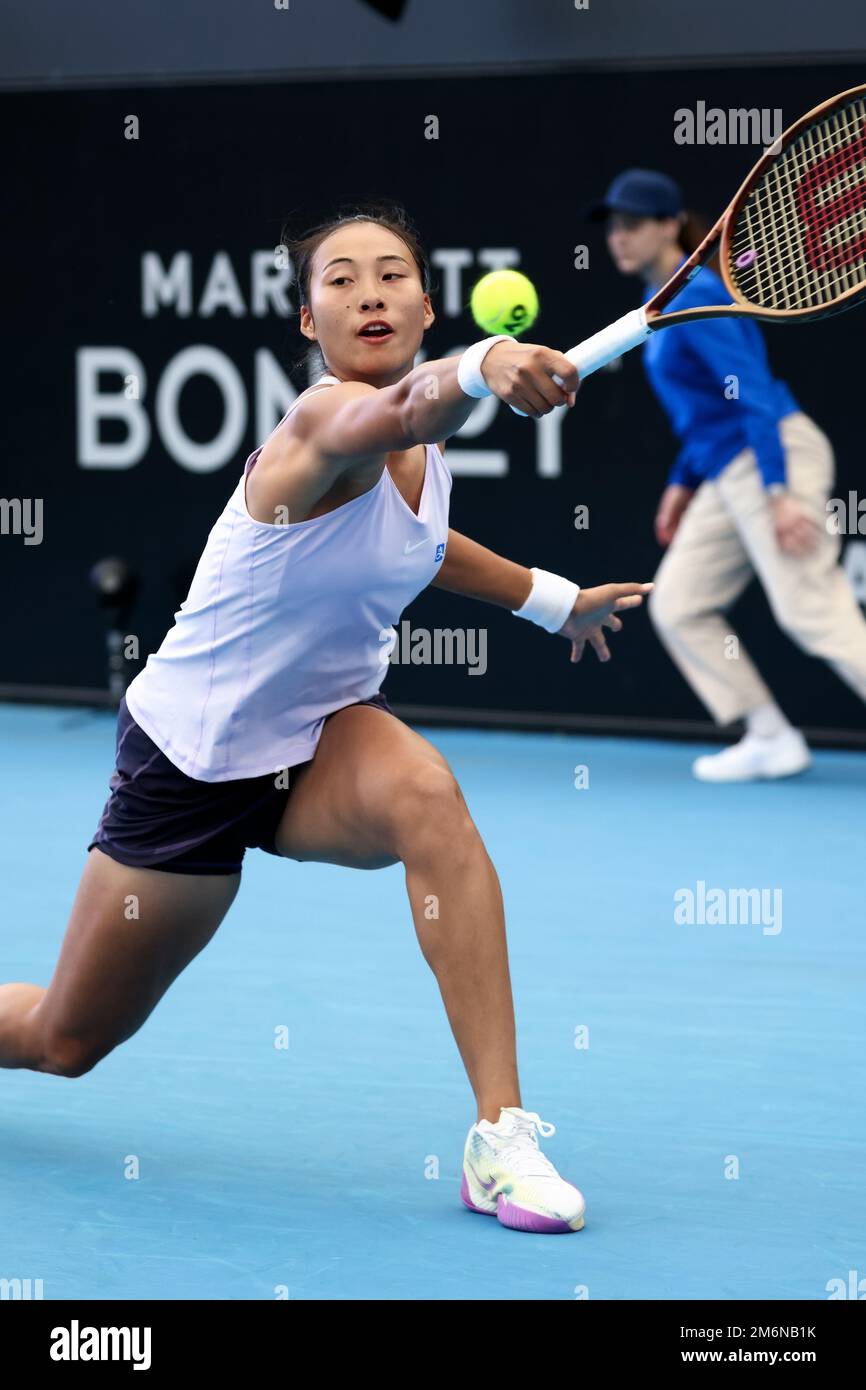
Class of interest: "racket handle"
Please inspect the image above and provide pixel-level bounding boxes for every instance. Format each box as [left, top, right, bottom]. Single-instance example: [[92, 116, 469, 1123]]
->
[[509, 307, 651, 416]]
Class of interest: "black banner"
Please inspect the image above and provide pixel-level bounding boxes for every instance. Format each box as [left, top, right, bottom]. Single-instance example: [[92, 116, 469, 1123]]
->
[[4, 65, 866, 734], [3, 1296, 863, 1366]]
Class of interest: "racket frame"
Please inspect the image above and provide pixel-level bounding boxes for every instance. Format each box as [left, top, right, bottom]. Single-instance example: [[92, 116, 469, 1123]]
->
[[645, 82, 866, 331]]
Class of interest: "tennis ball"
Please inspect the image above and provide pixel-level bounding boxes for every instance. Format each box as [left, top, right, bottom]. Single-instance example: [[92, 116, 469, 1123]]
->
[[469, 269, 539, 336]]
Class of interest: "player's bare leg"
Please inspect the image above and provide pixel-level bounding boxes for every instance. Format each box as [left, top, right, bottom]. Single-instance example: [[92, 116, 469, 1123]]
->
[[274, 704, 522, 1124], [0, 849, 240, 1075]]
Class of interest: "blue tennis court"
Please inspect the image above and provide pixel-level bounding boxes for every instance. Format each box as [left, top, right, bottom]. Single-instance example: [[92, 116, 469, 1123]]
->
[[2, 702, 863, 1301]]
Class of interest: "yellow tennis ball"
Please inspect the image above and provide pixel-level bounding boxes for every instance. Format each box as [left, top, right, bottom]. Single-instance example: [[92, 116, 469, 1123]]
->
[[469, 270, 539, 336]]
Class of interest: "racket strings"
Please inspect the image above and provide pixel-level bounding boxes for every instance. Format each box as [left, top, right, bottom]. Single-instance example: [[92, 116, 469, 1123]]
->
[[797, 109, 866, 296], [733, 102, 866, 308], [728, 93, 866, 313], [734, 102, 866, 307], [734, 103, 866, 308], [755, 110, 866, 308]]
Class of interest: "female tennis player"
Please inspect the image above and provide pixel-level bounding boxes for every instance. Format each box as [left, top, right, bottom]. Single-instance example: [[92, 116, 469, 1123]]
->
[[591, 168, 866, 780], [0, 205, 651, 1235]]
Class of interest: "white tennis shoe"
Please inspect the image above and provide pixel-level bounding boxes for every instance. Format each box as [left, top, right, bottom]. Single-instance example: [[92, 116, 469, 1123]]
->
[[460, 1107, 586, 1234], [692, 728, 811, 782]]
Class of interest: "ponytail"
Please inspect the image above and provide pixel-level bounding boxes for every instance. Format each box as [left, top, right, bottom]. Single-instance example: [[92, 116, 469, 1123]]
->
[[677, 209, 714, 259]]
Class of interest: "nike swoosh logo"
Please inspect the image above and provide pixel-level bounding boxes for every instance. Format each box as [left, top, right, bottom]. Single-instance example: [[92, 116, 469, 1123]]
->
[[404, 538, 429, 554], [467, 1159, 497, 1192]]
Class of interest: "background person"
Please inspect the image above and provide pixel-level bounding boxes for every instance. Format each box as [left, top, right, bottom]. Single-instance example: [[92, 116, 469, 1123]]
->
[[590, 168, 866, 781]]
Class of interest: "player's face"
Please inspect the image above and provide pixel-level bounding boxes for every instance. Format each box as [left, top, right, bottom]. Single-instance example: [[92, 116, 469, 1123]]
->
[[301, 222, 435, 383], [605, 213, 670, 275]]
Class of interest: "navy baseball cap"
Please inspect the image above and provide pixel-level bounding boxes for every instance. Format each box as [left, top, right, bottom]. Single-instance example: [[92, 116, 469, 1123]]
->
[[586, 168, 683, 222]]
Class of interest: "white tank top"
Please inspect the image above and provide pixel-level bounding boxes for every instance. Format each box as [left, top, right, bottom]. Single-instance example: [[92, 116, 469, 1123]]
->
[[124, 375, 452, 781]]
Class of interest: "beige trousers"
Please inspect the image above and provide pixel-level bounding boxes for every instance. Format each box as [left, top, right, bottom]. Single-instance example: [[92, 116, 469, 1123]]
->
[[649, 412, 866, 725]]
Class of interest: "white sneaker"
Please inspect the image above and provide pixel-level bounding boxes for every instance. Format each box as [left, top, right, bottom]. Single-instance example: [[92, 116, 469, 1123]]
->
[[692, 729, 811, 783], [460, 1107, 586, 1234]]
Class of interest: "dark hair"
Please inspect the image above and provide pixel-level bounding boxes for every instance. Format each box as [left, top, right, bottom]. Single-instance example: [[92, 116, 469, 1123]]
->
[[280, 200, 432, 382], [676, 209, 714, 259]]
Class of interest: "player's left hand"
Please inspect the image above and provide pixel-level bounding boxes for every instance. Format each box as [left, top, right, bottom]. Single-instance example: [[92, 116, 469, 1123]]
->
[[557, 582, 654, 663], [770, 494, 820, 557]]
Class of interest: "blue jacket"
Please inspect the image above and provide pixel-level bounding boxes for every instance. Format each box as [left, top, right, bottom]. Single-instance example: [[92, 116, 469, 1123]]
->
[[641, 264, 799, 489]]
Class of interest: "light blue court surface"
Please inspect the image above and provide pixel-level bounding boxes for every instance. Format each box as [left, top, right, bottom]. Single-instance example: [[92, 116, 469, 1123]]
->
[[1, 702, 864, 1301]]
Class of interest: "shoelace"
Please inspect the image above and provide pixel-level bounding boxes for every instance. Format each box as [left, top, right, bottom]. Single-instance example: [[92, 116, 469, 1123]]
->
[[488, 1110, 561, 1180]]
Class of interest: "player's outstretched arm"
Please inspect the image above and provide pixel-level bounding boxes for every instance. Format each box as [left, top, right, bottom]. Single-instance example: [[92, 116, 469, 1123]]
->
[[432, 529, 652, 664], [430, 529, 532, 608], [291, 341, 579, 471]]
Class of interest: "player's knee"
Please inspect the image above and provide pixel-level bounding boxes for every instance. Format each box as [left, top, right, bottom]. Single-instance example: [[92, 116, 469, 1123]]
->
[[39, 1032, 109, 1079], [387, 762, 471, 858]]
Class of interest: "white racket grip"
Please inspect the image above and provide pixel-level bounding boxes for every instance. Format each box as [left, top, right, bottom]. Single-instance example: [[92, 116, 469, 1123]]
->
[[564, 306, 651, 378], [508, 307, 651, 416]]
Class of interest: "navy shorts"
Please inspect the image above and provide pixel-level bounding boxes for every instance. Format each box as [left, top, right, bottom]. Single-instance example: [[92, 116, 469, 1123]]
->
[[88, 691, 394, 876]]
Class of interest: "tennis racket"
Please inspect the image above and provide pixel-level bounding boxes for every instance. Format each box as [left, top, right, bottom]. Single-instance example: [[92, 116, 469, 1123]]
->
[[511, 83, 866, 414]]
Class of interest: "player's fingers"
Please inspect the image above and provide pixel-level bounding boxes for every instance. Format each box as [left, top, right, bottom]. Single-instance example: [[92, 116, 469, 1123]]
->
[[529, 369, 571, 412], [570, 639, 586, 663], [589, 630, 611, 662], [512, 379, 559, 418], [515, 349, 573, 412], [548, 352, 580, 395], [612, 594, 646, 612], [602, 614, 624, 633], [611, 581, 654, 599]]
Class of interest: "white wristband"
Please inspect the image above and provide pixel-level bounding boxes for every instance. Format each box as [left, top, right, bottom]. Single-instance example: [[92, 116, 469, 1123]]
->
[[513, 567, 580, 634], [457, 336, 513, 398]]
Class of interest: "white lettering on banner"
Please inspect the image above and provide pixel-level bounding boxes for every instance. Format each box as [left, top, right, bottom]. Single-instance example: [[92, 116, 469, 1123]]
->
[[430, 248, 520, 316], [198, 251, 247, 318], [250, 251, 292, 318], [254, 348, 296, 446], [77, 348, 296, 471], [430, 249, 473, 317], [476, 248, 522, 272], [142, 249, 521, 321], [446, 452, 509, 477], [141, 252, 193, 317], [77, 349, 151, 468], [156, 347, 247, 472], [142, 250, 293, 318], [77, 249, 577, 475], [536, 408, 568, 478]]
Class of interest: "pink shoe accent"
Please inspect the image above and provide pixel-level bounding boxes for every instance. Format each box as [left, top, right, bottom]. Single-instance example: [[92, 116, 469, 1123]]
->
[[496, 1195, 578, 1234]]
